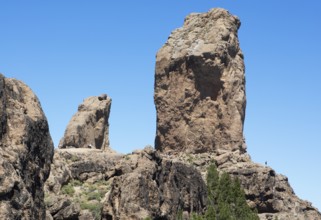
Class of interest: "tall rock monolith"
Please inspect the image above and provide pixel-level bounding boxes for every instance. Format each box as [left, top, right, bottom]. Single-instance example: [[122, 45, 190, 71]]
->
[[0, 74, 54, 219], [154, 8, 321, 220], [154, 8, 246, 154]]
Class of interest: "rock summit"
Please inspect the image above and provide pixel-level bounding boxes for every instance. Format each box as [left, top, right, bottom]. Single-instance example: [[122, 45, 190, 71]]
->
[[59, 94, 111, 151]]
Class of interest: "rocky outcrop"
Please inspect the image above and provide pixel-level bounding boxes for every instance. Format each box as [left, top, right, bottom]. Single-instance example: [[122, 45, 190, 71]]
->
[[59, 94, 112, 151], [102, 147, 207, 220], [224, 159, 321, 220], [168, 151, 321, 220], [45, 147, 206, 220], [0, 74, 54, 219], [155, 8, 246, 154], [44, 148, 121, 219], [43, 7, 321, 220], [154, 8, 321, 220]]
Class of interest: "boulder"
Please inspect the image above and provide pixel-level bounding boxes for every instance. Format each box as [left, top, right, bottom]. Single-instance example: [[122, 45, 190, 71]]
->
[[59, 94, 112, 151], [0, 74, 54, 219], [154, 8, 246, 154]]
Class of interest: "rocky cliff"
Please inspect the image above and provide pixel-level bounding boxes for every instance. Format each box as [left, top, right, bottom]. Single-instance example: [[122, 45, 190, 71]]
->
[[59, 94, 111, 151], [155, 8, 246, 154], [0, 74, 54, 219]]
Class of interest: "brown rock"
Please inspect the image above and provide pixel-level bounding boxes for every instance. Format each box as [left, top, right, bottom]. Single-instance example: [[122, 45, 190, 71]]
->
[[44, 7, 321, 220], [59, 95, 112, 151], [170, 150, 321, 220], [102, 147, 207, 220], [223, 157, 321, 220], [0, 74, 54, 219], [154, 8, 321, 220], [154, 8, 246, 154], [45, 147, 206, 220], [44, 148, 121, 219], [45, 148, 120, 195]]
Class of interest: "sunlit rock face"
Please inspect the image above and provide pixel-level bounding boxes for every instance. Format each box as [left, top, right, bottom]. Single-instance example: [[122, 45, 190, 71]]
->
[[59, 94, 112, 151], [154, 8, 246, 154]]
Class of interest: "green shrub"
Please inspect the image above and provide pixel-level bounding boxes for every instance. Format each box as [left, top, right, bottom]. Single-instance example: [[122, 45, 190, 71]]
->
[[71, 179, 83, 187], [80, 201, 102, 220], [44, 195, 54, 207], [191, 213, 205, 220], [176, 209, 183, 220], [61, 183, 75, 196], [87, 191, 102, 201]]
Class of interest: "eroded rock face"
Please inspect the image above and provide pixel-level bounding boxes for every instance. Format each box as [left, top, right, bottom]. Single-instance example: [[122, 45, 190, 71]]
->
[[44, 148, 121, 220], [102, 147, 207, 220], [0, 74, 54, 219], [45, 147, 206, 220], [225, 160, 321, 220], [155, 8, 246, 154], [59, 94, 111, 151], [174, 151, 321, 220]]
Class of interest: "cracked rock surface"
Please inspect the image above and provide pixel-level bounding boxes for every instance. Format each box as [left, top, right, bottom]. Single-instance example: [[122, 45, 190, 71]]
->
[[155, 8, 246, 154], [0, 74, 54, 219]]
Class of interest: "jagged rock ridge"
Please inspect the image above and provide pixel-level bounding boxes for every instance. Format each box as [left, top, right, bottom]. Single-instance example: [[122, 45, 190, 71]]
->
[[155, 8, 246, 154], [0, 74, 54, 219], [45, 96, 207, 220], [59, 94, 112, 151], [45, 146, 207, 219]]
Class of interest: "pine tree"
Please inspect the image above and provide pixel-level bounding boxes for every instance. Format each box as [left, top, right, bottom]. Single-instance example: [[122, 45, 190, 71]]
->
[[193, 164, 259, 220]]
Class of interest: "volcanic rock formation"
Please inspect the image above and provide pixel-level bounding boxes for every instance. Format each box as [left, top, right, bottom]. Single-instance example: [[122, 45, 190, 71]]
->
[[59, 94, 111, 151], [0, 74, 54, 219], [44, 148, 120, 219], [154, 8, 321, 220], [44, 147, 206, 220], [102, 147, 207, 219], [23, 7, 321, 220], [154, 8, 246, 154]]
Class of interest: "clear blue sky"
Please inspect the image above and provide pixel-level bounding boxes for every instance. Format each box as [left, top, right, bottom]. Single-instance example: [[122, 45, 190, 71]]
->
[[1, 0, 320, 211]]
